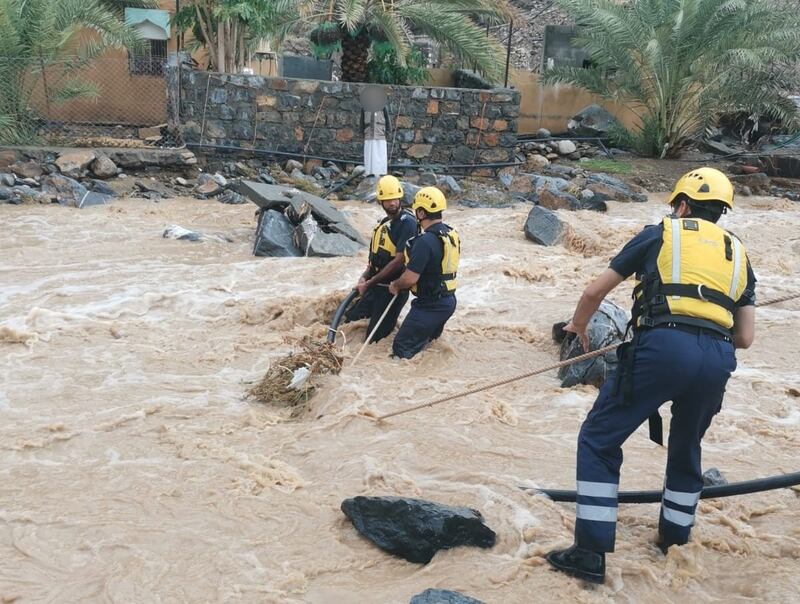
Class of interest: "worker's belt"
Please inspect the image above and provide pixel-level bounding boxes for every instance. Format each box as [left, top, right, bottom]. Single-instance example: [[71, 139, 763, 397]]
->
[[616, 321, 734, 447]]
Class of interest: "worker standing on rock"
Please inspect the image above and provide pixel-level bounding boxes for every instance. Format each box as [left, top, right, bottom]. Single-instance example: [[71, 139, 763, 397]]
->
[[389, 187, 460, 359], [547, 168, 757, 584], [345, 175, 418, 343]]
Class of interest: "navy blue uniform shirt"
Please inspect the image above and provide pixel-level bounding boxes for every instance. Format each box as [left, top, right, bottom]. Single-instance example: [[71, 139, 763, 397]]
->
[[609, 222, 757, 307], [388, 212, 418, 258], [405, 223, 453, 299]]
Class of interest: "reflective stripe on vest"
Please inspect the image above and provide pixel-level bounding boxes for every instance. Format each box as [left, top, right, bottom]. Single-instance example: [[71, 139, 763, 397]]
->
[[729, 237, 742, 299], [670, 218, 681, 300]]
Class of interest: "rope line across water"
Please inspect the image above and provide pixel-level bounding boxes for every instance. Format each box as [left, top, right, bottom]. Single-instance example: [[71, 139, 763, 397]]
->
[[375, 292, 800, 422]]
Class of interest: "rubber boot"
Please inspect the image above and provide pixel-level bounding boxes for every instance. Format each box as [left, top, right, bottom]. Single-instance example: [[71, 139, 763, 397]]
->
[[546, 544, 606, 584]]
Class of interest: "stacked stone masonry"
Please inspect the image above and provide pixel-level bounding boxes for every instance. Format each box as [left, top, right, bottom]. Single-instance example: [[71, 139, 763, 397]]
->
[[180, 70, 520, 166]]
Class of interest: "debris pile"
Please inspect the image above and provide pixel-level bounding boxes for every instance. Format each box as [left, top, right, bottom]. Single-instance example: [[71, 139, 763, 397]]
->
[[246, 341, 343, 416]]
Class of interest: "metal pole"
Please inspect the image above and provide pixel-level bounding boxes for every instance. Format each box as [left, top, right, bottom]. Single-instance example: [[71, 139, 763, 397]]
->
[[504, 20, 513, 88], [176, 0, 181, 52]]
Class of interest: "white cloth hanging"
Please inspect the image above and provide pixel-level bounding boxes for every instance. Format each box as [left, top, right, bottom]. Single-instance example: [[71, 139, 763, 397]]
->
[[364, 139, 388, 177]]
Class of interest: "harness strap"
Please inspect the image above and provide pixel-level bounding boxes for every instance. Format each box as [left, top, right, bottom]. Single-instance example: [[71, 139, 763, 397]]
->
[[616, 326, 664, 446], [657, 283, 737, 314]]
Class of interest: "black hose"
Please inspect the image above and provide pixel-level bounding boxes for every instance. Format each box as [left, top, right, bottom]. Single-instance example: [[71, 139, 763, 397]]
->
[[327, 289, 359, 344], [523, 471, 800, 503]]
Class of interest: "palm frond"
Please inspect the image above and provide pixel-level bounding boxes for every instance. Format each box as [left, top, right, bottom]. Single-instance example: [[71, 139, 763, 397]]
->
[[397, 3, 506, 83], [552, 0, 800, 157]]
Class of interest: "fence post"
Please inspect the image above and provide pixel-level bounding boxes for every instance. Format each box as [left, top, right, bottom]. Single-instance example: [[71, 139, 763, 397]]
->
[[165, 52, 183, 147]]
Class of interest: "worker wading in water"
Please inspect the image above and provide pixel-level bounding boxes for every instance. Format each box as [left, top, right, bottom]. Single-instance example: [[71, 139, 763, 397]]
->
[[389, 187, 460, 359], [345, 175, 418, 343], [547, 168, 757, 584]]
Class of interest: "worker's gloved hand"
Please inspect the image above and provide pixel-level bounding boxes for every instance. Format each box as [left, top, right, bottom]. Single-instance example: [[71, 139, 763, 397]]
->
[[357, 277, 369, 296], [388, 281, 400, 296], [564, 320, 590, 353]]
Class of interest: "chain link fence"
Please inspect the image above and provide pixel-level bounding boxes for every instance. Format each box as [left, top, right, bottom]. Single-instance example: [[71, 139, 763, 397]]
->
[[0, 57, 181, 149]]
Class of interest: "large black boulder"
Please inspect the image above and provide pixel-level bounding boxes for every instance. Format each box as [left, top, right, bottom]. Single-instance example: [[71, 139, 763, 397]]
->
[[553, 300, 629, 388], [253, 209, 302, 257], [341, 496, 496, 564]]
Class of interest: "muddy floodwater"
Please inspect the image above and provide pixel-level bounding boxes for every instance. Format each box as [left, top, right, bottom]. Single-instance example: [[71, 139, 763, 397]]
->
[[1, 193, 799, 603]]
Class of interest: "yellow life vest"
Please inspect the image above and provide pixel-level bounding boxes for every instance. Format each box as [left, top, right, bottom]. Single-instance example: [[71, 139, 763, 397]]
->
[[633, 217, 748, 331], [368, 211, 415, 273], [404, 225, 460, 296]]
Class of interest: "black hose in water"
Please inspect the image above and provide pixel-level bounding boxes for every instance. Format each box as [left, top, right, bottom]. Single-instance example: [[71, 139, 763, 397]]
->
[[524, 471, 800, 503], [327, 289, 359, 344]]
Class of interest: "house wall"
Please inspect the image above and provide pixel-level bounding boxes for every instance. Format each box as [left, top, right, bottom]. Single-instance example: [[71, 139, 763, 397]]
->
[[29, 0, 178, 126]]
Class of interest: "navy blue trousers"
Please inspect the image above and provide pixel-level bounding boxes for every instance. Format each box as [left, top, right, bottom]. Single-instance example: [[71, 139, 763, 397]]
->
[[392, 295, 457, 359], [574, 327, 736, 552], [344, 286, 409, 343]]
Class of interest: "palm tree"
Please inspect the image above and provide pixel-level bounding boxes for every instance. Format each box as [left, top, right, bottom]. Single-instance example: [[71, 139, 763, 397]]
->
[[306, 0, 514, 84], [542, 0, 800, 157], [0, 0, 140, 143]]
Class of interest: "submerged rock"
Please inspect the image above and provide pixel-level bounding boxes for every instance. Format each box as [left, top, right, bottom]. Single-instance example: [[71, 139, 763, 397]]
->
[[554, 300, 629, 388], [410, 589, 486, 604], [703, 468, 728, 487], [341, 496, 496, 564], [524, 205, 564, 246], [163, 225, 202, 241]]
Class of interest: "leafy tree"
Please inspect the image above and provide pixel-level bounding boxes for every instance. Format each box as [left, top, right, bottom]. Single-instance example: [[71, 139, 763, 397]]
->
[[367, 43, 428, 86], [172, 0, 299, 73], [543, 0, 800, 157], [0, 0, 140, 144]]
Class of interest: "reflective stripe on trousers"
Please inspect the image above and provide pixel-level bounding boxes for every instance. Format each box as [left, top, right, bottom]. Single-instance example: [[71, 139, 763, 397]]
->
[[574, 327, 735, 552]]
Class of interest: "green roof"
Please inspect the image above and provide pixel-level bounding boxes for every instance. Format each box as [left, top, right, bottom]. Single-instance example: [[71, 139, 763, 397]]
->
[[124, 8, 170, 39]]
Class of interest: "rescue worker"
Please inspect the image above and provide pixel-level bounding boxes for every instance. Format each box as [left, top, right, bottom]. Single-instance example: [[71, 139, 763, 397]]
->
[[345, 175, 418, 343], [389, 187, 460, 359], [546, 168, 757, 584]]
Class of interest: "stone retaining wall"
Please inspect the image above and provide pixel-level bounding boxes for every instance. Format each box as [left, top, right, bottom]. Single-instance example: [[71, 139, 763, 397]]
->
[[179, 70, 520, 166]]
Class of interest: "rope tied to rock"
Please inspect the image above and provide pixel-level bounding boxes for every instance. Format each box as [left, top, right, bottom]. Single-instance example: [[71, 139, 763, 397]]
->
[[375, 291, 800, 422]]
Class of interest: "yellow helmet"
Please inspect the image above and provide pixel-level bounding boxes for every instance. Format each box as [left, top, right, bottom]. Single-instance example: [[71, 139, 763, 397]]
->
[[377, 175, 403, 201], [668, 167, 734, 210], [412, 187, 447, 213]]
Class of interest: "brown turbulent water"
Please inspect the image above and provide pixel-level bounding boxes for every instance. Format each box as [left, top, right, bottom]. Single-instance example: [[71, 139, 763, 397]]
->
[[1, 192, 799, 603]]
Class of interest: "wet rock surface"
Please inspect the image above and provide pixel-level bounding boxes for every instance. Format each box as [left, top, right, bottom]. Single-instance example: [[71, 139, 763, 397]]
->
[[524, 205, 564, 246], [703, 468, 728, 487], [341, 496, 496, 564], [241, 180, 365, 257], [253, 209, 303, 257], [409, 589, 486, 604], [553, 300, 629, 388]]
